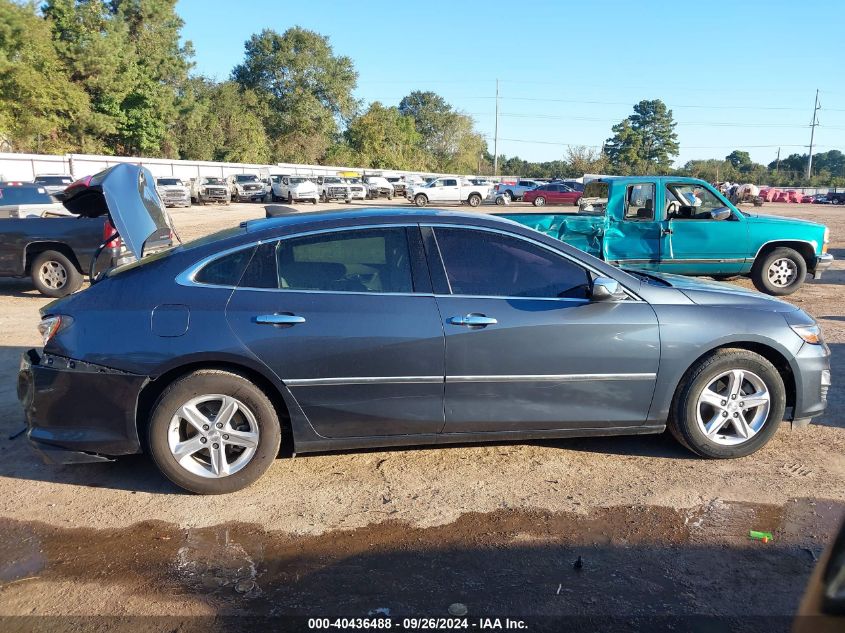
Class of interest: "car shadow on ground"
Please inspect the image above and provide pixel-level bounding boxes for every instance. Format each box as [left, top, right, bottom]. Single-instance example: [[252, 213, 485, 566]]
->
[[0, 278, 43, 298]]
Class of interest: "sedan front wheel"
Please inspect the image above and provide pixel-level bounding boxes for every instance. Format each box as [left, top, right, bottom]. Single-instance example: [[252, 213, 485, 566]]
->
[[669, 348, 785, 458], [148, 370, 281, 494]]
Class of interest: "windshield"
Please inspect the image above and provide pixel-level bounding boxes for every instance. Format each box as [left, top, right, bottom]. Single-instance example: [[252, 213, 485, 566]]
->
[[290, 177, 309, 184], [157, 178, 182, 186], [235, 175, 259, 182], [323, 177, 341, 183], [203, 178, 225, 185], [666, 183, 731, 215]]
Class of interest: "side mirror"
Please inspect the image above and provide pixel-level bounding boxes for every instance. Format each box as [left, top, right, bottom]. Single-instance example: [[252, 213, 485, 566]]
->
[[591, 276, 621, 301], [710, 208, 731, 221]]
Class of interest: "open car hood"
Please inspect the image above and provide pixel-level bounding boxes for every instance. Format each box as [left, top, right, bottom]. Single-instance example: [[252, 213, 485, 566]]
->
[[62, 164, 173, 259]]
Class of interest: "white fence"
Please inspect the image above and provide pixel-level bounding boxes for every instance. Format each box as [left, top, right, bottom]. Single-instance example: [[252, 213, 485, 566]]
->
[[0, 152, 457, 183]]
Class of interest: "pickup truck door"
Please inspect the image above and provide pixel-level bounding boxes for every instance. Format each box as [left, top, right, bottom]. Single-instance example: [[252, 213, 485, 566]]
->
[[440, 178, 461, 201], [602, 182, 662, 270], [659, 183, 749, 275]]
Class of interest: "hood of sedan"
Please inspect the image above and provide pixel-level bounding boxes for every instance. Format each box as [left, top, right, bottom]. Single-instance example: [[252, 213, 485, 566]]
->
[[61, 163, 174, 259], [644, 271, 799, 312]]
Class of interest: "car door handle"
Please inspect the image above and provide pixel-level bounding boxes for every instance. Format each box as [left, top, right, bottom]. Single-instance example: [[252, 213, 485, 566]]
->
[[255, 313, 306, 326], [448, 313, 498, 327], [661, 227, 673, 235]]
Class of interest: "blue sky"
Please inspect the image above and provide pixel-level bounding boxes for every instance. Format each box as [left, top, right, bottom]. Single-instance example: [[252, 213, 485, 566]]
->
[[178, 0, 845, 168]]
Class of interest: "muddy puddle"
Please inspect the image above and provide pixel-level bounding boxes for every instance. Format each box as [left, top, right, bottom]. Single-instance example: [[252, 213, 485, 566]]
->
[[0, 498, 842, 625]]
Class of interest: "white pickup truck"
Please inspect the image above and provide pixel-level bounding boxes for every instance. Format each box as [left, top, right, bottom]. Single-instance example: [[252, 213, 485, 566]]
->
[[318, 176, 352, 203], [272, 176, 319, 204], [406, 177, 492, 208]]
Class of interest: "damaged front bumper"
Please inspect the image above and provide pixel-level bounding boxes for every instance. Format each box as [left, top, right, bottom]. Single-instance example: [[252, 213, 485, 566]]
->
[[18, 349, 148, 463]]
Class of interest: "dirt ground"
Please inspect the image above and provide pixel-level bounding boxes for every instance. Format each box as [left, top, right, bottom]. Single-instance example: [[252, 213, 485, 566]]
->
[[0, 198, 843, 629]]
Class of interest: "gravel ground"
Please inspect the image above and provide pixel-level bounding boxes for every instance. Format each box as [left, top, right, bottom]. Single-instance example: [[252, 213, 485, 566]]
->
[[0, 198, 843, 624]]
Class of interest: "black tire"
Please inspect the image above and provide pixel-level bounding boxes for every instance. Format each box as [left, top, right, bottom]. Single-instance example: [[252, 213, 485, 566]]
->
[[467, 193, 481, 207], [751, 247, 807, 296], [147, 370, 281, 494], [233, 192, 240, 203], [668, 348, 785, 459], [345, 199, 351, 204], [30, 250, 82, 298], [505, 189, 515, 201], [388, 194, 393, 200], [287, 192, 294, 204], [312, 197, 318, 205], [414, 194, 428, 207]]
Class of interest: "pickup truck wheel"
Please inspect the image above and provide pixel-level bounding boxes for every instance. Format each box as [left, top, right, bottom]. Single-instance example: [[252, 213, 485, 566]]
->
[[147, 370, 281, 494], [467, 193, 481, 207], [414, 194, 428, 207], [31, 250, 82, 298], [287, 193, 294, 204], [669, 348, 785, 459], [751, 247, 807, 296], [533, 196, 546, 207], [504, 190, 514, 201], [312, 197, 318, 205], [388, 194, 393, 200]]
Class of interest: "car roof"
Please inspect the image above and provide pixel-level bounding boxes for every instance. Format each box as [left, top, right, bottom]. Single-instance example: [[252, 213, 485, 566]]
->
[[591, 176, 709, 185], [244, 207, 528, 237]]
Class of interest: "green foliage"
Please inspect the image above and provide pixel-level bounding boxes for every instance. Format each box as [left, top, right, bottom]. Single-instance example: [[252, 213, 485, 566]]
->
[[604, 99, 679, 173], [342, 102, 425, 170], [232, 27, 357, 164]]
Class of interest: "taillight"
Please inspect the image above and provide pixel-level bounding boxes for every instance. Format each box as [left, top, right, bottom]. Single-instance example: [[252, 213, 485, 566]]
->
[[103, 220, 121, 249]]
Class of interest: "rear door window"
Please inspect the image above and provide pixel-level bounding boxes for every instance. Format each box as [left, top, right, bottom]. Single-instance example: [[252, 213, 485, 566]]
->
[[624, 184, 655, 221], [276, 228, 413, 294]]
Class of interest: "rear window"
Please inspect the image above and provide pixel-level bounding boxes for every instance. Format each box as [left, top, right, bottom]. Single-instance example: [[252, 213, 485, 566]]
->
[[0, 186, 52, 205], [581, 181, 609, 214], [35, 176, 73, 186]]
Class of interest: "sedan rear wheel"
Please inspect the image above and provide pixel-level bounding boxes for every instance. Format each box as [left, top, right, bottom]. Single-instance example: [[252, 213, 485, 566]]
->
[[669, 348, 785, 458], [533, 196, 546, 207], [148, 370, 281, 494]]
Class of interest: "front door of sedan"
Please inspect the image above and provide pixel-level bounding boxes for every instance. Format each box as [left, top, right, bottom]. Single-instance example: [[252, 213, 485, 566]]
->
[[554, 184, 582, 206], [427, 226, 660, 434], [225, 226, 445, 439]]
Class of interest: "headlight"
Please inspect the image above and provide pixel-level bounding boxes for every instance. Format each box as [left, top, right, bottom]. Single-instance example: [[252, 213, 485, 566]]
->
[[790, 323, 822, 345], [38, 315, 71, 346]]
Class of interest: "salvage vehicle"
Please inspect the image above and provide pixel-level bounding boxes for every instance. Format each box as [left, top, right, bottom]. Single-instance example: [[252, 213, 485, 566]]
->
[[18, 165, 830, 493], [155, 178, 191, 208], [364, 176, 394, 200], [318, 176, 352, 203], [407, 176, 491, 208], [0, 183, 66, 218], [522, 182, 582, 207], [197, 177, 230, 205], [33, 174, 74, 197], [344, 177, 367, 201], [230, 174, 266, 202], [385, 176, 406, 197], [493, 179, 544, 201], [499, 176, 832, 296], [0, 175, 139, 296], [273, 176, 319, 204]]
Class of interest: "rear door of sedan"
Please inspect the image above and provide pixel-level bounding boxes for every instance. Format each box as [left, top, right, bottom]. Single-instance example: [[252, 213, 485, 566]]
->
[[424, 225, 660, 434], [224, 224, 445, 438]]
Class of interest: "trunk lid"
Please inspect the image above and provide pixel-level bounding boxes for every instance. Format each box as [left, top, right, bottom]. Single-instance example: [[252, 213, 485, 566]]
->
[[61, 164, 174, 259]]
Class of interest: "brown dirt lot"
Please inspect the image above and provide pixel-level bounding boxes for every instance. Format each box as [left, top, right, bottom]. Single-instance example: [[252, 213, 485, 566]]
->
[[0, 199, 843, 627]]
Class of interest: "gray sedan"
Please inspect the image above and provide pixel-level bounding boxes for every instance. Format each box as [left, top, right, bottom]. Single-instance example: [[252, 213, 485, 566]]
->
[[18, 164, 830, 494]]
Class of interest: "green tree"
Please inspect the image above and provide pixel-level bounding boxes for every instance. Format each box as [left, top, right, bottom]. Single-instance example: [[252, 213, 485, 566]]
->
[[0, 0, 93, 153], [604, 99, 678, 173], [343, 102, 425, 170], [232, 27, 357, 163], [725, 150, 752, 171]]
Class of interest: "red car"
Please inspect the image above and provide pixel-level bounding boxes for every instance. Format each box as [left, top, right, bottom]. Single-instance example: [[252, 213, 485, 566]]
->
[[522, 183, 582, 207]]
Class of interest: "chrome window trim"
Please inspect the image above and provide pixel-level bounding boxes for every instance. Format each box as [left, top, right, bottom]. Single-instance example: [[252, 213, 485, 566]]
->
[[284, 373, 657, 387], [424, 223, 643, 302]]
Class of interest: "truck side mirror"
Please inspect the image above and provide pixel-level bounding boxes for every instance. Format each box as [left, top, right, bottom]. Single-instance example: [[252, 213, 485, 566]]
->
[[710, 208, 731, 221], [590, 277, 621, 301]]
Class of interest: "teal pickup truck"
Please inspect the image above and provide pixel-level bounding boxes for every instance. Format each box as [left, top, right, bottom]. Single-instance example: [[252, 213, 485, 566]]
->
[[499, 176, 833, 295]]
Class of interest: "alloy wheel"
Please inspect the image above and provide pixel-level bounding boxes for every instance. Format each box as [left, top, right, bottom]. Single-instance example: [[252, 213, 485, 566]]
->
[[167, 394, 260, 478], [695, 369, 771, 446], [38, 261, 67, 289], [767, 257, 798, 287]]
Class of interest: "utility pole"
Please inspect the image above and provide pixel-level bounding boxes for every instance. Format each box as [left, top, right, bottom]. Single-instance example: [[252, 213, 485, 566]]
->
[[775, 147, 781, 174], [493, 79, 499, 177], [806, 89, 820, 180]]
